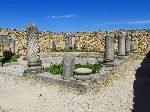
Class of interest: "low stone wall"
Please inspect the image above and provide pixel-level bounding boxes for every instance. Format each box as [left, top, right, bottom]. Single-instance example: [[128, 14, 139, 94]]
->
[[0, 28, 149, 55], [32, 53, 136, 93]]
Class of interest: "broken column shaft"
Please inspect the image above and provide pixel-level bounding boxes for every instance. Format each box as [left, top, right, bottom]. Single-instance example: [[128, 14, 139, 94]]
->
[[62, 53, 75, 80], [104, 33, 114, 67], [24, 24, 43, 75], [125, 34, 131, 55], [117, 31, 126, 59]]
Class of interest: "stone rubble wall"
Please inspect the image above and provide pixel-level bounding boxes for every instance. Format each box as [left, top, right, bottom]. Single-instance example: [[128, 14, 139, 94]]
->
[[0, 28, 150, 55]]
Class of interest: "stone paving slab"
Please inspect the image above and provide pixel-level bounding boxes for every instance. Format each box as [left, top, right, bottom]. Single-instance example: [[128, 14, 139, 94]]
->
[[0, 65, 25, 76]]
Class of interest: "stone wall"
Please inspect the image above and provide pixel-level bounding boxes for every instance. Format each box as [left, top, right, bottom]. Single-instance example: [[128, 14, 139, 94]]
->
[[0, 28, 149, 55]]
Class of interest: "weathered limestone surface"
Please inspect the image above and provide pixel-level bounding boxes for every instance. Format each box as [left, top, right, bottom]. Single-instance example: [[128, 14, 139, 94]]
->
[[118, 31, 126, 57], [0, 28, 150, 55], [104, 33, 114, 61], [73, 68, 93, 81], [24, 24, 43, 75], [51, 40, 56, 50], [104, 33, 115, 66], [62, 54, 75, 80], [9, 39, 15, 53], [74, 68, 92, 75], [125, 34, 131, 55]]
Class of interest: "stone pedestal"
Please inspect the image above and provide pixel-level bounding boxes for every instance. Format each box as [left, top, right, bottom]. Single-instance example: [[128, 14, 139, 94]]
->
[[125, 35, 131, 55], [117, 31, 126, 59], [73, 68, 93, 81], [24, 24, 43, 76], [104, 33, 114, 67], [62, 54, 75, 80]]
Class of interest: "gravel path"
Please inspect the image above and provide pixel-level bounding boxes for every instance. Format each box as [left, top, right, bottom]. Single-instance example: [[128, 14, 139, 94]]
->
[[0, 59, 147, 112]]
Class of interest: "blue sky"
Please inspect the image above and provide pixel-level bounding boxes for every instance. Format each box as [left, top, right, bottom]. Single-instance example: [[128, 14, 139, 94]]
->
[[0, 0, 150, 32]]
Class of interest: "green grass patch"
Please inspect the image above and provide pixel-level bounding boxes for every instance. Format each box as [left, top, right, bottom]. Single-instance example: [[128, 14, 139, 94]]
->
[[44, 61, 103, 75], [44, 64, 62, 75], [133, 54, 145, 60], [75, 61, 103, 74], [52, 47, 101, 52]]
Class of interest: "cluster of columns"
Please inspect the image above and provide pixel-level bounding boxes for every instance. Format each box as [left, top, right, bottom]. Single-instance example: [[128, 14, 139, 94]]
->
[[104, 31, 134, 67], [22, 24, 136, 80]]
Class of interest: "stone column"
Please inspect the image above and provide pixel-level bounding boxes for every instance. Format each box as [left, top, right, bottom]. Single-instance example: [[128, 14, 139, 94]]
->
[[9, 39, 15, 53], [62, 54, 75, 80], [24, 24, 43, 75], [117, 31, 126, 59], [74, 40, 78, 49], [125, 34, 131, 55], [65, 34, 72, 49], [51, 40, 56, 50], [104, 33, 114, 67], [0, 36, 2, 56], [130, 36, 135, 53], [1, 39, 4, 56]]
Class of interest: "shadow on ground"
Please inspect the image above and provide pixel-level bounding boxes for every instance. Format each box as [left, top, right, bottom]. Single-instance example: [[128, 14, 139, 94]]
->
[[132, 51, 150, 112]]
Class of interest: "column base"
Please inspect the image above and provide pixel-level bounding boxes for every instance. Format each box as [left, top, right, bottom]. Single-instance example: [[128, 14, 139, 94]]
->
[[27, 61, 42, 67], [104, 62, 115, 67], [125, 52, 131, 56], [117, 55, 126, 60], [103, 59, 115, 67], [23, 66, 44, 76], [130, 50, 135, 53]]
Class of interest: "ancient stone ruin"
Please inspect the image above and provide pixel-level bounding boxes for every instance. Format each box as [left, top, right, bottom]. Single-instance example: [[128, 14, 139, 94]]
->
[[0, 24, 149, 92], [24, 24, 43, 75], [0, 34, 15, 55], [104, 32, 114, 67]]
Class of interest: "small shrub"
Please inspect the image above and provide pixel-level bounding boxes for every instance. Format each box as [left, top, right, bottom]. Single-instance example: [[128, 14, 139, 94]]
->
[[0, 57, 3, 62], [1, 53, 22, 63], [45, 64, 62, 75], [69, 46, 73, 51], [133, 54, 145, 60], [8, 54, 22, 63]]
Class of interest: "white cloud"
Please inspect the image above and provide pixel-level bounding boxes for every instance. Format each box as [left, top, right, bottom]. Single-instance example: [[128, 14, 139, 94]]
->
[[45, 14, 77, 20], [99, 20, 150, 26], [51, 16, 57, 19], [128, 20, 150, 24]]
